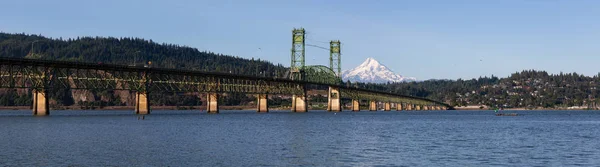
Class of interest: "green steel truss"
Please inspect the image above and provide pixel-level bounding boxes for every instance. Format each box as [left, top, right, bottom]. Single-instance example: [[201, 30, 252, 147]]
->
[[330, 40, 341, 78], [290, 28, 305, 80], [341, 88, 445, 107], [0, 57, 450, 109], [304, 65, 340, 85], [0, 58, 304, 95]]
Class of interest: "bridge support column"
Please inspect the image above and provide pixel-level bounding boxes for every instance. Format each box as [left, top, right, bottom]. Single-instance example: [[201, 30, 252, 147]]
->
[[32, 89, 49, 116], [292, 94, 307, 112], [384, 102, 391, 111], [407, 104, 413, 110], [256, 94, 268, 113], [369, 101, 377, 111], [327, 86, 341, 112], [352, 99, 360, 111], [396, 103, 403, 111], [135, 92, 150, 115], [416, 105, 422, 111], [207, 93, 219, 114]]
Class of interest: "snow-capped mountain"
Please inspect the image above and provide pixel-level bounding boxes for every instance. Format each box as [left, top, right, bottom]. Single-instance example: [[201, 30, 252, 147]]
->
[[342, 57, 416, 83]]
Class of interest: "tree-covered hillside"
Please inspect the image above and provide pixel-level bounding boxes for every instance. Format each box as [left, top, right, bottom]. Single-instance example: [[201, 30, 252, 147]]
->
[[351, 70, 600, 109], [0, 32, 286, 76], [0, 32, 289, 107]]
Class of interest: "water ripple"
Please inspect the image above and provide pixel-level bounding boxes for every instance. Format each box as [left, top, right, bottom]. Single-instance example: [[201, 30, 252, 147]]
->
[[1, 110, 600, 166]]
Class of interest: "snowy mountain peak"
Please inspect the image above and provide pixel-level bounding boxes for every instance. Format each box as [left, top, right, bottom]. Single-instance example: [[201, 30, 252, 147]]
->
[[342, 58, 416, 83], [360, 57, 380, 67]]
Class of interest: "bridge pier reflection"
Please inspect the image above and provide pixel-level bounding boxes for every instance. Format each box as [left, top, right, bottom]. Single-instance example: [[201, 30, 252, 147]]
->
[[257, 94, 268, 113], [135, 92, 150, 115], [32, 89, 49, 116]]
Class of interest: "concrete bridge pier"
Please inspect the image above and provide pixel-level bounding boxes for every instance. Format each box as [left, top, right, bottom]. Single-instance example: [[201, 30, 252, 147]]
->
[[369, 101, 377, 111], [416, 105, 422, 111], [327, 86, 341, 112], [396, 103, 403, 111], [292, 94, 307, 112], [384, 102, 391, 111], [135, 92, 150, 115], [352, 100, 360, 111], [32, 89, 49, 116], [257, 94, 268, 113], [406, 104, 413, 110], [207, 93, 219, 114]]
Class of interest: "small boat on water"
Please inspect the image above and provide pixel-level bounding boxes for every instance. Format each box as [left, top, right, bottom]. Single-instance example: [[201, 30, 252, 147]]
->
[[495, 113, 519, 116]]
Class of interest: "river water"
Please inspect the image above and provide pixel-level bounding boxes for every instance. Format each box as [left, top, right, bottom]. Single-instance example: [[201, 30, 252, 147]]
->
[[1, 110, 599, 166]]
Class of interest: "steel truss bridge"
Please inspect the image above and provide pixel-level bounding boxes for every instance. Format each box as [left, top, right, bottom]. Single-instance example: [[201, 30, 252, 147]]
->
[[0, 28, 451, 116]]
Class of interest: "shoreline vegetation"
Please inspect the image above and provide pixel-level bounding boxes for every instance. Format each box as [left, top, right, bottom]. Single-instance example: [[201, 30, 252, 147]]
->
[[453, 105, 596, 110]]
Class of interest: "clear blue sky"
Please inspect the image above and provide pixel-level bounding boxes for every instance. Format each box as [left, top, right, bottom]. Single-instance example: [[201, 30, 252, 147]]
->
[[2, 0, 600, 80]]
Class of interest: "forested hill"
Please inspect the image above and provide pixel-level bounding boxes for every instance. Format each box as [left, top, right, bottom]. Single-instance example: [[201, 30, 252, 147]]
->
[[0, 32, 286, 76], [353, 70, 600, 109]]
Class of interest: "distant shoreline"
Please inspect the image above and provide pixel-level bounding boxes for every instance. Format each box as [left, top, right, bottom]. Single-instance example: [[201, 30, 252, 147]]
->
[[0, 105, 283, 111], [1, 105, 596, 111], [453, 106, 595, 111]]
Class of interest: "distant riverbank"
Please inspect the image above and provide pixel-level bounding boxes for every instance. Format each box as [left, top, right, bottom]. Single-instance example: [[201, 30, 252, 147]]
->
[[453, 105, 595, 111], [3, 105, 596, 111], [0, 105, 288, 111]]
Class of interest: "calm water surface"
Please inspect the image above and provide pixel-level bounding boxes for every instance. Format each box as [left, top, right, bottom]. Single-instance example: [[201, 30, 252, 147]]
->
[[1, 110, 600, 166]]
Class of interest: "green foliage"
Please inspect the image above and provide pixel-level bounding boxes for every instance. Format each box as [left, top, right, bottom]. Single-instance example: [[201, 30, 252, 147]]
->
[[0, 32, 287, 77], [350, 70, 600, 108], [0, 32, 289, 106]]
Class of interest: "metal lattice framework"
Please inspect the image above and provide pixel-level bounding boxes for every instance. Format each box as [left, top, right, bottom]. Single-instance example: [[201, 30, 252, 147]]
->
[[341, 89, 435, 106], [290, 28, 305, 80], [304, 65, 340, 85], [330, 40, 341, 78], [0, 58, 304, 95], [0, 57, 451, 108]]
